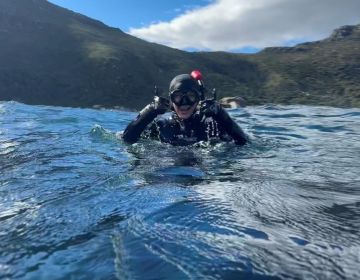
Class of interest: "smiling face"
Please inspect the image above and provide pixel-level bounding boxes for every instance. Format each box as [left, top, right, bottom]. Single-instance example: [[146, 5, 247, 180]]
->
[[169, 74, 202, 119], [173, 102, 198, 119]]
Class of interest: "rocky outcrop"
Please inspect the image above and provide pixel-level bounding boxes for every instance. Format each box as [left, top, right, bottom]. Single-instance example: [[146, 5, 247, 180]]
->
[[328, 25, 360, 41], [220, 96, 246, 108]]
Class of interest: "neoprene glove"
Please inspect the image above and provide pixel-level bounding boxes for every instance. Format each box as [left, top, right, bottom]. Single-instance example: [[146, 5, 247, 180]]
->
[[122, 96, 170, 144], [152, 96, 170, 114], [200, 99, 248, 145], [140, 96, 170, 116], [199, 99, 221, 117]]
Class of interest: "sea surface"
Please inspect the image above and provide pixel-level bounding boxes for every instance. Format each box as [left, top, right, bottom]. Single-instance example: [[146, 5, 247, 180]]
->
[[0, 101, 359, 280]]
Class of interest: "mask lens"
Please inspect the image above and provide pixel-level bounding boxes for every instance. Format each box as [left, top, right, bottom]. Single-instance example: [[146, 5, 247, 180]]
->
[[170, 90, 199, 105], [186, 91, 198, 103], [171, 91, 183, 104]]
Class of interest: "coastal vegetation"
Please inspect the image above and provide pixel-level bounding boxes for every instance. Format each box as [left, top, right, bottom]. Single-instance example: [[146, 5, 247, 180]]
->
[[0, 0, 359, 109]]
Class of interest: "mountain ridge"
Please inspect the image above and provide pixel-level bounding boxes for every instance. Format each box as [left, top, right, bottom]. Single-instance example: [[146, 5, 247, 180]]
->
[[0, 0, 359, 109]]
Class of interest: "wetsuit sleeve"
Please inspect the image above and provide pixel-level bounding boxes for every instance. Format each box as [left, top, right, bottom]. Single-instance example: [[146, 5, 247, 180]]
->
[[122, 104, 158, 144], [214, 107, 248, 146]]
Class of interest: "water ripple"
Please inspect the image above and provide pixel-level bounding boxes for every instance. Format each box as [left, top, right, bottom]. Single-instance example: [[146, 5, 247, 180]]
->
[[0, 102, 359, 279]]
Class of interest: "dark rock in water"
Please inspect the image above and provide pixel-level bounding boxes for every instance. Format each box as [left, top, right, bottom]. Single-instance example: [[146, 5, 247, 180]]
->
[[220, 96, 246, 108]]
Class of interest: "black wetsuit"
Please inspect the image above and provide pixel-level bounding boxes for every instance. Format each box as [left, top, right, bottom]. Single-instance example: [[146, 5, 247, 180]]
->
[[122, 105, 247, 146]]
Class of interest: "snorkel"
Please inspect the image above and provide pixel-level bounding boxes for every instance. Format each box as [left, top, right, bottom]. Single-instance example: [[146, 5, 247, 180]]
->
[[190, 70, 218, 120], [190, 70, 205, 101], [191, 70, 217, 101]]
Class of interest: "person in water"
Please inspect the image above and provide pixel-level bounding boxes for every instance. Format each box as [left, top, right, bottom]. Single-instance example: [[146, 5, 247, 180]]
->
[[122, 71, 248, 146]]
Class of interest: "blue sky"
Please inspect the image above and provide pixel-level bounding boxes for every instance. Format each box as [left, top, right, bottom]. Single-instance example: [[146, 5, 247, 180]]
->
[[48, 0, 360, 53], [48, 0, 211, 31]]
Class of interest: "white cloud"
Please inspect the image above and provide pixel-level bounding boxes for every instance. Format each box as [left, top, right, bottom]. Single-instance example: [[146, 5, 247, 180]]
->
[[129, 0, 360, 51]]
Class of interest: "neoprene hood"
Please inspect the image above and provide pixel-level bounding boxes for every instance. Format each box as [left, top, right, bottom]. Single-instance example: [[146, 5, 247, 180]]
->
[[169, 74, 201, 94]]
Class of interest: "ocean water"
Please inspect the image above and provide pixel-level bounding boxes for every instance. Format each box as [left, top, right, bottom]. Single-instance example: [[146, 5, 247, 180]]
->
[[0, 101, 359, 280]]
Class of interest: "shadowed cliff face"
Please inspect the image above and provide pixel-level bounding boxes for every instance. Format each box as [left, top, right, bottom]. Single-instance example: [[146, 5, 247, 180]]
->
[[328, 25, 360, 41], [0, 0, 359, 109]]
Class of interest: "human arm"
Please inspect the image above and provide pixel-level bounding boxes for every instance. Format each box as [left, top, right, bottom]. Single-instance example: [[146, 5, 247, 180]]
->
[[199, 100, 248, 145], [122, 96, 169, 144]]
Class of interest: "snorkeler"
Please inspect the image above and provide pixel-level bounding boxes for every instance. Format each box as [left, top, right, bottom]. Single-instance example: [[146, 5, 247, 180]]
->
[[122, 71, 248, 146]]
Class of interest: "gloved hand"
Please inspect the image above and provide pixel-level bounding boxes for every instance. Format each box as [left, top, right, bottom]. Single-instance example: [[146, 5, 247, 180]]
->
[[152, 96, 170, 114], [140, 96, 170, 116], [199, 99, 221, 117], [199, 98, 248, 145]]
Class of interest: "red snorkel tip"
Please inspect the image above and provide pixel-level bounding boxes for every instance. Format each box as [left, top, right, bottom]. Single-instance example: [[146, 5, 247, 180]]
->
[[191, 70, 205, 100], [191, 70, 203, 81]]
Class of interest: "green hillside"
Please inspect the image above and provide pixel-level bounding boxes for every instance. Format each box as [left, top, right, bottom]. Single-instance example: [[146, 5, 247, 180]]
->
[[0, 0, 359, 109]]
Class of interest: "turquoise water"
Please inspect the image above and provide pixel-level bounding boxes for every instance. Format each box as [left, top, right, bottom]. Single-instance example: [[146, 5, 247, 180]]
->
[[0, 101, 359, 279]]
